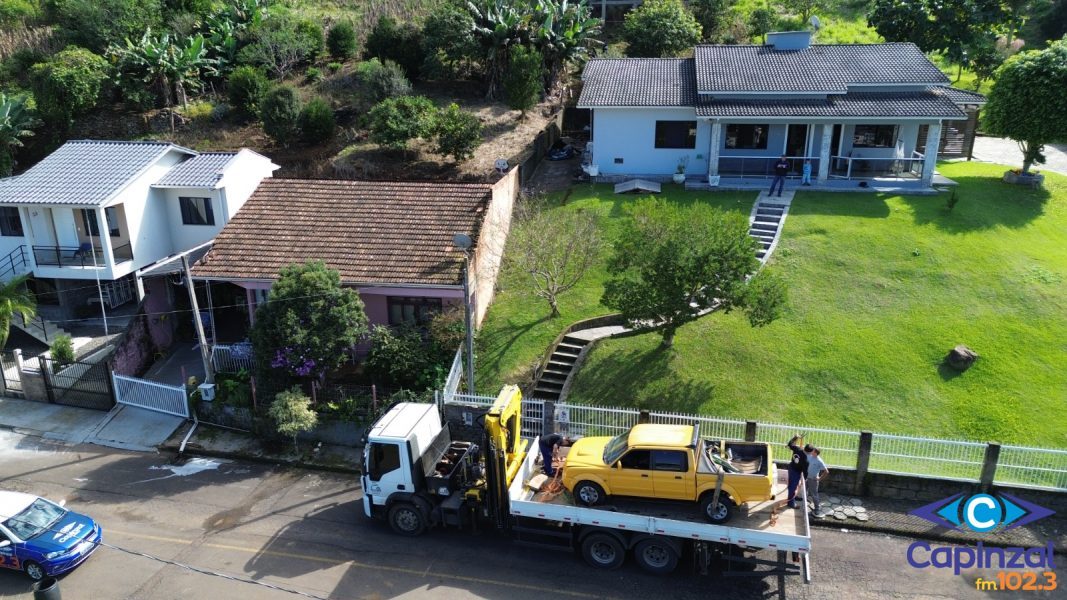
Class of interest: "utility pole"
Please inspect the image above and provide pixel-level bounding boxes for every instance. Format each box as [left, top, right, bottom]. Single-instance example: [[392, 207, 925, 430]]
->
[[182, 254, 214, 384], [462, 256, 476, 394]]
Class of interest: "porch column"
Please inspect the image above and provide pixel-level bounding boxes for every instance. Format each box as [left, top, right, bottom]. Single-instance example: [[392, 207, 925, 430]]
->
[[921, 121, 942, 187], [817, 124, 833, 182], [708, 121, 722, 178], [95, 207, 115, 267]]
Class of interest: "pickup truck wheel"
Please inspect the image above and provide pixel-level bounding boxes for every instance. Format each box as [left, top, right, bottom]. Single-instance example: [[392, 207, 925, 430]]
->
[[581, 533, 625, 570], [633, 539, 680, 575], [388, 503, 426, 536], [701, 494, 735, 524], [574, 481, 605, 506]]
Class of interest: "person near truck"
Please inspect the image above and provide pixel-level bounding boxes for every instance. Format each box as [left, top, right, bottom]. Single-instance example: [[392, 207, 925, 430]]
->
[[784, 434, 808, 509], [806, 446, 829, 517], [539, 433, 573, 477], [769, 155, 789, 197]]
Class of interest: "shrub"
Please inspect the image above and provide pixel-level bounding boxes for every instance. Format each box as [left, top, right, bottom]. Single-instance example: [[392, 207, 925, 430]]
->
[[211, 102, 231, 121], [420, 2, 478, 78], [227, 66, 270, 118], [298, 97, 336, 143], [305, 66, 322, 82], [364, 15, 424, 79], [0, 0, 39, 25], [326, 21, 357, 60], [368, 95, 436, 151], [502, 45, 543, 114], [432, 103, 482, 161], [260, 85, 302, 146], [237, 15, 322, 78], [0, 49, 44, 87], [268, 387, 318, 451], [50, 334, 75, 366], [623, 0, 702, 58], [355, 58, 411, 105], [29, 46, 109, 128], [747, 8, 776, 44], [295, 18, 325, 58], [181, 99, 214, 120], [326, 61, 342, 72], [52, 0, 163, 53], [364, 325, 446, 390]]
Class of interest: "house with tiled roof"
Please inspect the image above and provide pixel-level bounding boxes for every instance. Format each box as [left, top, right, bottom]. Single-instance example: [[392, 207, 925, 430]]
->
[[578, 31, 986, 188], [191, 170, 519, 337], [0, 140, 278, 324]]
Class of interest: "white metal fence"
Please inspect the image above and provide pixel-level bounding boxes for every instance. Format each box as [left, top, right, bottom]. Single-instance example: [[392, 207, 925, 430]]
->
[[446, 392, 545, 438], [112, 374, 190, 418], [211, 343, 253, 374], [869, 433, 986, 481], [441, 348, 463, 405], [756, 422, 861, 470], [995, 445, 1067, 490]]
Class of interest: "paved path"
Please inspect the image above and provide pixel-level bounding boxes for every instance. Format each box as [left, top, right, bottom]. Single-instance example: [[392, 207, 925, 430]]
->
[[970, 136, 1067, 174]]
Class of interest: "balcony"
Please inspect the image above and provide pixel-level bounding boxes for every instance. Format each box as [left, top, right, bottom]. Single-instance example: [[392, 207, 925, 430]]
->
[[32, 243, 133, 268]]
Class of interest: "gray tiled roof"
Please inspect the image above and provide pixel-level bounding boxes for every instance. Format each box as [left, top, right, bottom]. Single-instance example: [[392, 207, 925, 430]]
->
[[578, 58, 696, 107], [936, 86, 987, 105], [694, 43, 948, 93], [696, 91, 967, 118], [0, 140, 195, 206], [153, 152, 238, 188]]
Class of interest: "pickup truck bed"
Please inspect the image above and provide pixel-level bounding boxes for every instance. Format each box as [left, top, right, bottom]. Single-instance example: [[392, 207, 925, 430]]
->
[[508, 442, 812, 554]]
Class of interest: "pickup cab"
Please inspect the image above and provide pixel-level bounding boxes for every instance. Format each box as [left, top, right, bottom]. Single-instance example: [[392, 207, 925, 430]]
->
[[561, 424, 775, 524]]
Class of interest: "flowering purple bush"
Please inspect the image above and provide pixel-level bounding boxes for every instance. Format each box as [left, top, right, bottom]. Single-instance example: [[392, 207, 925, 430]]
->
[[271, 347, 319, 378]]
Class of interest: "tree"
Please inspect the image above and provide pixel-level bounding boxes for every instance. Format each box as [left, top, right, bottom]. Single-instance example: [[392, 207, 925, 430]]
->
[[0, 275, 35, 349], [108, 29, 218, 109], [747, 7, 776, 44], [52, 0, 163, 53], [299, 97, 336, 143], [982, 39, 1067, 173], [250, 261, 368, 391], [327, 22, 357, 60], [432, 103, 482, 161], [368, 95, 437, 151], [529, 0, 602, 92], [624, 0, 702, 58], [783, 0, 823, 24], [421, 1, 479, 78], [354, 59, 412, 105], [690, 0, 735, 42], [260, 86, 302, 147], [867, 0, 1008, 67], [364, 15, 424, 79], [29, 46, 109, 129], [237, 14, 322, 78], [601, 198, 787, 347], [0, 94, 39, 177], [503, 45, 543, 114], [467, 0, 528, 98], [227, 66, 270, 118], [507, 200, 602, 317], [269, 387, 318, 452]]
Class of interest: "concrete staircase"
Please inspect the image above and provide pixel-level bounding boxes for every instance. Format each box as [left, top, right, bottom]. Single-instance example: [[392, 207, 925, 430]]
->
[[532, 334, 590, 401], [12, 313, 71, 346], [749, 191, 794, 263]]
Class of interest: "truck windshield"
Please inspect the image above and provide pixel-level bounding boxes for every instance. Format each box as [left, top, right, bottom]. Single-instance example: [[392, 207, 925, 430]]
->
[[602, 430, 630, 465]]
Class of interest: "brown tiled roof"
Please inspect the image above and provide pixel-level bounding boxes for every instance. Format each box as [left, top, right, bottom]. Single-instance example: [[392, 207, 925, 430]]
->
[[193, 179, 492, 286]]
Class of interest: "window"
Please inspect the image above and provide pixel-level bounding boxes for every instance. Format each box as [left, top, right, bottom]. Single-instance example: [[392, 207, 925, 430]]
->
[[651, 450, 688, 472], [852, 124, 898, 148], [180, 197, 215, 225], [654, 121, 697, 149], [387, 297, 442, 326], [619, 449, 651, 470], [725, 124, 769, 150], [0, 207, 22, 237], [80, 208, 120, 237], [367, 443, 401, 481]]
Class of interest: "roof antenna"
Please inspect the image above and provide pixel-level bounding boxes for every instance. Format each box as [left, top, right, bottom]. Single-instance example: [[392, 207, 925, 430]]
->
[[809, 15, 822, 32]]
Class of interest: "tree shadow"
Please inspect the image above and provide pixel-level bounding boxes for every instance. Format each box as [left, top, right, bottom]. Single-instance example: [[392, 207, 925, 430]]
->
[[899, 175, 1051, 233], [785, 192, 893, 219], [476, 313, 554, 382], [572, 344, 718, 415]]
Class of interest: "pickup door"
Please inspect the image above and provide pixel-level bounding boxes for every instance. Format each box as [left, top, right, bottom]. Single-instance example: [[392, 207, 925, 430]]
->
[[651, 450, 695, 500], [610, 449, 654, 496]]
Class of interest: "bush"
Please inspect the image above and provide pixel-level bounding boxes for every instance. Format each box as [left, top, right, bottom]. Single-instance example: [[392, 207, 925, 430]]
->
[[227, 66, 270, 118], [502, 45, 543, 113], [260, 85, 302, 147], [181, 99, 214, 120], [326, 21, 357, 60], [747, 8, 776, 43], [0, 49, 44, 87], [327, 61, 342, 72], [420, 2, 478, 78], [52, 0, 163, 53], [237, 15, 322, 78], [0, 0, 39, 25], [298, 97, 336, 143], [432, 103, 482, 161], [268, 387, 318, 451], [364, 325, 446, 390], [295, 18, 325, 58], [29, 46, 109, 127], [355, 58, 411, 105], [50, 334, 75, 366], [623, 0, 702, 58], [305, 66, 322, 82], [364, 15, 424, 79], [211, 102, 231, 121], [368, 95, 436, 151]]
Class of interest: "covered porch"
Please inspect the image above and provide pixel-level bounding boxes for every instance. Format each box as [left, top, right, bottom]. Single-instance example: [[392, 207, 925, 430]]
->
[[24, 203, 135, 273]]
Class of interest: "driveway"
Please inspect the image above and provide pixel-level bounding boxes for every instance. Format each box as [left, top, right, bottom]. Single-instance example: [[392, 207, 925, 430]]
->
[[970, 135, 1067, 174]]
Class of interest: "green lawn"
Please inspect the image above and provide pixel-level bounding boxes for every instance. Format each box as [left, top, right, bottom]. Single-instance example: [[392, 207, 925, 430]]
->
[[484, 163, 1067, 447]]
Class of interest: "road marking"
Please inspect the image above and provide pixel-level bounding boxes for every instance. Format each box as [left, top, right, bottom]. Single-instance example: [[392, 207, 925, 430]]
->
[[111, 530, 609, 599]]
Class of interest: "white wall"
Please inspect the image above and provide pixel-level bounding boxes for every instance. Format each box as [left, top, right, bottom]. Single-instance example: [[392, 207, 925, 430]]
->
[[592, 108, 710, 175], [162, 187, 224, 251], [218, 151, 277, 220], [110, 150, 184, 272]]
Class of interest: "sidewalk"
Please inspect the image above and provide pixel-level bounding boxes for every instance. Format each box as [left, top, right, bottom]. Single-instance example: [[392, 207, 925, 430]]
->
[[0, 396, 185, 452]]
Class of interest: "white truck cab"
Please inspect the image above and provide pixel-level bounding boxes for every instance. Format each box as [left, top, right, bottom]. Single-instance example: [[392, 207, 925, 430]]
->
[[361, 403, 443, 518]]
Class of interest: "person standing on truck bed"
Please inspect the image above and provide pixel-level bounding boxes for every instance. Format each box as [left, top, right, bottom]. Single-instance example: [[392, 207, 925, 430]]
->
[[784, 435, 809, 509], [539, 434, 573, 477]]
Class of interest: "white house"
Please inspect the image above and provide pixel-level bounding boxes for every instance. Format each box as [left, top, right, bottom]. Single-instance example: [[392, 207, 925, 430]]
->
[[578, 32, 986, 189], [0, 140, 278, 323]]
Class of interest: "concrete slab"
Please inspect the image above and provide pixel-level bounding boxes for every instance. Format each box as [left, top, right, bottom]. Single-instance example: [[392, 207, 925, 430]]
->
[[86, 404, 185, 452], [0, 397, 109, 444], [614, 179, 661, 194], [970, 136, 1067, 174], [143, 342, 206, 386]]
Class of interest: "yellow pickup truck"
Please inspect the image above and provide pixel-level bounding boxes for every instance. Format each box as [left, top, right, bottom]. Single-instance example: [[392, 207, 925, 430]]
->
[[561, 424, 775, 524]]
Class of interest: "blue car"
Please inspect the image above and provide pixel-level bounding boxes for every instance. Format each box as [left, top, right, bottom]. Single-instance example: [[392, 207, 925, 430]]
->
[[0, 491, 102, 581]]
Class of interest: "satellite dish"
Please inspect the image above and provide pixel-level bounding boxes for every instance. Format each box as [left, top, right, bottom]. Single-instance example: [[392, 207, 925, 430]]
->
[[810, 15, 822, 31], [453, 233, 473, 250]]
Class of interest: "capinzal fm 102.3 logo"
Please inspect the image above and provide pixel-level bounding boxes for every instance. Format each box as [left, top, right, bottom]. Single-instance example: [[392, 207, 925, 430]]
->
[[910, 492, 1055, 532]]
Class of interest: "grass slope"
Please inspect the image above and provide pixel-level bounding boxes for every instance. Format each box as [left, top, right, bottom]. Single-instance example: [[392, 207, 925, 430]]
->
[[561, 163, 1065, 446]]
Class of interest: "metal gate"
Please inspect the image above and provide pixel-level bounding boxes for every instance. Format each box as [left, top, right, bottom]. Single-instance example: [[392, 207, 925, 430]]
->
[[40, 357, 115, 411], [112, 374, 189, 418], [0, 351, 21, 395]]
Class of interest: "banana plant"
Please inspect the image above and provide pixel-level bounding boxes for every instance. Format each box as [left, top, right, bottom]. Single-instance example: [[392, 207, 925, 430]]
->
[[531, 0, 602, 93], [467, 0, 530, 98], [109, 29, 218, 110], [0, 94, 39, 177]]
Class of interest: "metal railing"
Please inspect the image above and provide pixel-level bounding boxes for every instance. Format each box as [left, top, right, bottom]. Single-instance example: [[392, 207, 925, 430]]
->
[[994, 445, 1067, 490], [717, 155, 820, 180], [869, 433, 986, 481], [756, 421, 862, 470], [32, 243, 133, 267], [0, 245, 29, 280], [210, 343, 253, 374], [112, 373, 190, 418], [441, 348, 463, 404], [828, 154, 924, 180]]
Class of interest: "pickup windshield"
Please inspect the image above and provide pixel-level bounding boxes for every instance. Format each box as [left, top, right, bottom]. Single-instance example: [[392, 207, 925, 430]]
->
[[602, 431, 630, 465]]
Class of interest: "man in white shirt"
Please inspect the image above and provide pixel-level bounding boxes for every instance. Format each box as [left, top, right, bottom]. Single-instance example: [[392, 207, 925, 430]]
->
[[806, 447, 830, 517]]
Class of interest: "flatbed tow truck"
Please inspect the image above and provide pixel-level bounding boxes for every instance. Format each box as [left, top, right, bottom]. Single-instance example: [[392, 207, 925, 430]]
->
[[362, 385, 811, 583]]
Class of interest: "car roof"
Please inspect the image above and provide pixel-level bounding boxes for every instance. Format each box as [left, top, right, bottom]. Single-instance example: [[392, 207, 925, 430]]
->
[[0, 491, 38, 520], [628, 424, 694, 448]]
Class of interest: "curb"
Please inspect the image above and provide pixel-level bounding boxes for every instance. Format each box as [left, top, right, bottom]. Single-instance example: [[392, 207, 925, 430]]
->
[[159, 442, 362, 476], [809, 517, 1067, 555]]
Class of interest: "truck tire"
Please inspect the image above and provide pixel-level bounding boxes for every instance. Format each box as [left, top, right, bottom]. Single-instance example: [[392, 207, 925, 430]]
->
[[388, 503, 427, 536], [581, 532, 625, 570], [633, 538, 680, 575], [574, 481, 606, 506], [700, 493, 735, 524]]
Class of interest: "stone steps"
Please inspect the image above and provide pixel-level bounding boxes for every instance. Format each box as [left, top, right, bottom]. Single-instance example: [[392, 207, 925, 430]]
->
[[532, 335, 593, 401]]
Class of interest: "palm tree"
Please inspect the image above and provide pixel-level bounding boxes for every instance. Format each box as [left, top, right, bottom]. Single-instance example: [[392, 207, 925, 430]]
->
[[0, 275, 37, 350], [0, 93, 40, 177]]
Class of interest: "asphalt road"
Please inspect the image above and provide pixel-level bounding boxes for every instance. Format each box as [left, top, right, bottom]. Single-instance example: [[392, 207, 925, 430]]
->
[[0, 431, 1056, 600]]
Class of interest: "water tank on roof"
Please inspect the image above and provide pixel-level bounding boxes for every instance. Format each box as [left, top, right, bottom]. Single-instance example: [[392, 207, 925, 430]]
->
[[767, 31, 812, 51]]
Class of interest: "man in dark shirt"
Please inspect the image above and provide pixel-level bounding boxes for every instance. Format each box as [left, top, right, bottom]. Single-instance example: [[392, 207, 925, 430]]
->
[[785, 434, 809, 509], [539, 433, 573, 476], [769, 155, 789, 197]]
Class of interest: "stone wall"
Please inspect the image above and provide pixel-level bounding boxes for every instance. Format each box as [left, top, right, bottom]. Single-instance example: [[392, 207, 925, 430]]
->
[[471, 165, 520, 327], [110, 305, 156, 377]]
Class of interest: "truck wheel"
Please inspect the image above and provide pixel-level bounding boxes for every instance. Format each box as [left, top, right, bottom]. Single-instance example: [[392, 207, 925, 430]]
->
[[574, 481, 605, 506], [580, 533, 625, 570], [701, 494, 735, 524], [388, 503, 426, 536], [633, 538, 679, 575]]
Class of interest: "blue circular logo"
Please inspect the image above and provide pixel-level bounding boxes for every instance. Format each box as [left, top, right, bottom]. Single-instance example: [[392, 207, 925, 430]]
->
[[962, 494, 1003, 532]]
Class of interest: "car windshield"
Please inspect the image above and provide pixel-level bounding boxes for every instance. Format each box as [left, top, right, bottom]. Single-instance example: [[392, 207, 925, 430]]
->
[[602, 430, 631, 465], [3, 499, 66, 540]]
